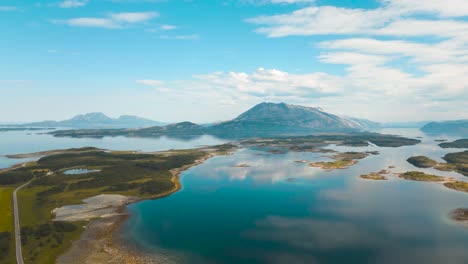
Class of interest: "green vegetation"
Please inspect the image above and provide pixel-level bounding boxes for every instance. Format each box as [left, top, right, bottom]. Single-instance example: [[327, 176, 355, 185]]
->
[[0, 188, 13, 233], [407, 156, 438, 168], [309, 160, 357, 170], [398, 171, 446, 182], [405, 151, 467, 176], [450, 208, 468, 223], [444, 181, 468, 193], [20, 222, 84, 264], [441, 151, 468, 176], [0, 144, 236, 264], [439, 139, 468, 148], [0, 232, 13, 263], [331, 151, 378, 161], [360, 172, 387, 180], [0, 188, 15, 264]]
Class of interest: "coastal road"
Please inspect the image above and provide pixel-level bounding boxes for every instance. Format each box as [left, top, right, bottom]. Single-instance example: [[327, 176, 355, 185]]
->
[[13, 181, 30, 264]]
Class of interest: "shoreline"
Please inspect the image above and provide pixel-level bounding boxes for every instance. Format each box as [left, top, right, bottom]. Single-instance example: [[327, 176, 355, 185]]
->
[[57, 151, 222, 264]]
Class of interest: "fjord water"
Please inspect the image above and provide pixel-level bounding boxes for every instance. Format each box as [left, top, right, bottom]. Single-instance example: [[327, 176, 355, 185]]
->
[[122, 128, 468, 264], [0, 129, 226, 169]]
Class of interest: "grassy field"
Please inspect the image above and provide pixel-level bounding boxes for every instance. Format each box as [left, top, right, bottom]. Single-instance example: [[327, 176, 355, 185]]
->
[[0, 144, 235, 264], [0, 187, 15, 264], [0, 187, 13, 232]]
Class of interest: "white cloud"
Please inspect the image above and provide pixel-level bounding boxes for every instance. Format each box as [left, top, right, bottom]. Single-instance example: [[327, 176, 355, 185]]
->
[[0, 6, 16, 11], [385, 0, 468, 18], [55, 11, 158, 28], [241, 0, 468, 121], [59, 0, 88, 8], [62, 17, 119, 28], [136, 79, 164, 87], [160, 24, 176, 30], [320, 38, 468, 63], [160, 34, 199, 40], [241, 0, 314, 5], [110, 12, 158, 23], [246, 1, 468, 38]]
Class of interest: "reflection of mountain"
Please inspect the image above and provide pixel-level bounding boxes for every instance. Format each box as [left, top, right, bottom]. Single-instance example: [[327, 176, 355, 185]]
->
[[20, 112, 165, 129], [421, 120, 468, 136]]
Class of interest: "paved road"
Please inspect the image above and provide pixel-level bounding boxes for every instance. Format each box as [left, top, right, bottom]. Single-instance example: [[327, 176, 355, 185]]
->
[[13, 181, 30, 264]]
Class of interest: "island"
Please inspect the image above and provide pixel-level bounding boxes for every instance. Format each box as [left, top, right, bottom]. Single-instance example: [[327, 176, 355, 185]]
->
[[307, 151, 378, 170], [438, 139, 468, 148], [450, 208, 468, 224], [398, 171, 448, 182], [0, 144, 237, 264], [406, 156, 438, 168], [406, 151, 468, 176], [444, 181, 468, 193], [360, 170, 390, 180]]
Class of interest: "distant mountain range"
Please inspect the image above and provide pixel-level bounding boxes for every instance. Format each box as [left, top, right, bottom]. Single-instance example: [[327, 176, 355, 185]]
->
[[50, 102, 383, 138], [421, 120, 468, 136], [11, 112, 165, 129]]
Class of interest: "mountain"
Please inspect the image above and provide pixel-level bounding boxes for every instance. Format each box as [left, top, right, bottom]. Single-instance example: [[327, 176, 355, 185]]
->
[[344, 116, 381, 130], [23, 112, 165, 129], [136, 122, 204, 136], [206, 102, 374, 136], [50, 103, 381, 138], [421, 120, 468, 136]]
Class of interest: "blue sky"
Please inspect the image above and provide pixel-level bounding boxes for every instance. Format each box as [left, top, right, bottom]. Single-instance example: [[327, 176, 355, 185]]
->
[[1, 0, 468, 123]]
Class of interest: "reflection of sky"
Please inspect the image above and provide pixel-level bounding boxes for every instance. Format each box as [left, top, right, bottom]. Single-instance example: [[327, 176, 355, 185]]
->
[[123, 128, 468, 264]]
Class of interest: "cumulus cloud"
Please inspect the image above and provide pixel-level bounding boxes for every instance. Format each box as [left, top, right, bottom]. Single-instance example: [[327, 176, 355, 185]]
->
[[239, 0, 468, 121]]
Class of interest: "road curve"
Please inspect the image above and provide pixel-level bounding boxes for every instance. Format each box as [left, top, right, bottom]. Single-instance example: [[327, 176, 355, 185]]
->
[[13, 181, 30, 264]]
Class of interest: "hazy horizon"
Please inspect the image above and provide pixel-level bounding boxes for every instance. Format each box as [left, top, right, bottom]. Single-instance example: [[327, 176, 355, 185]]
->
[[0, 102, 456, 125], [2, 0, 468, 123]]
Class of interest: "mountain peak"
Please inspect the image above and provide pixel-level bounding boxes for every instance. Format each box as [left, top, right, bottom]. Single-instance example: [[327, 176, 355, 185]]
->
[[208, 102, 375, 137], [69, 112, 113, 122]]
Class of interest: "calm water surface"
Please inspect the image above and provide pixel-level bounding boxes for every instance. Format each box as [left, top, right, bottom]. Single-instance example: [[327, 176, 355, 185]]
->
[[0, 129, 226, 169], [121, 129, 468, 264]]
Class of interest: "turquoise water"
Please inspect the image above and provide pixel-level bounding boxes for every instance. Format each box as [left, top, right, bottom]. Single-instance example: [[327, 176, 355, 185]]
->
[[1, 128, 467, 263], [0, 129, 226, 169], [122, 129, 468, 264]]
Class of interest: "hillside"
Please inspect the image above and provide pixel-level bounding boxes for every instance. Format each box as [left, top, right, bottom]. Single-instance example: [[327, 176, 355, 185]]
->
[[421, 120, 468, 136], [206, 102, 374, 136]]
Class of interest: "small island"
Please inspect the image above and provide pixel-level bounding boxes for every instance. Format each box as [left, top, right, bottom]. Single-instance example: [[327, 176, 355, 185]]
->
[[398, 171, 447, 182], [438, 139, 468, 148], [450, 208, 468, 224], [406, 156, 438, 168], [444, 181, 468, 193], [406, 151, 468, 176], [309, 159, 358, 170], [360, 172, 387, 180]]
